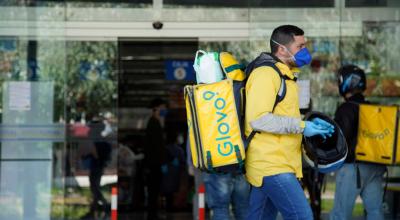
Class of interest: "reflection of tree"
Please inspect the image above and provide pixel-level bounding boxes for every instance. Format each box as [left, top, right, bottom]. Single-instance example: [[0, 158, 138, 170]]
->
[[340, 22, 398, 76], [39, 41, 117, 121], [40, 41, 67, 121], [65, 41, 117, 121], [340, 37, 369, 69], [199, 41, 253, 64], [0, 40, 117, 122]]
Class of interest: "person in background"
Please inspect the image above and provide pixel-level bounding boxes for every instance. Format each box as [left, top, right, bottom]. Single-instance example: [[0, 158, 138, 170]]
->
[[186, 133, 250, 220], [330, 65, 386, 220], [117, 142, 144, 204], [82, 113, 112, 219], [161, 132, 185, 212], [202, 172, 250, 220], [144, 98, 169, 220]]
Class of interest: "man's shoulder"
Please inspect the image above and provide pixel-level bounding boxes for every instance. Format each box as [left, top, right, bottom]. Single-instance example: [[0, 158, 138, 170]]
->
[[248, 66, 281, 83], [335, 102, 359, 118], [340, 101, 360, 109], [146, 116, 161, 129]]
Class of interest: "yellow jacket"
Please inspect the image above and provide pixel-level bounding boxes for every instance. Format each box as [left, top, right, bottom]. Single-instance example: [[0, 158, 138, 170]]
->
[[245, 59, 304, 187]]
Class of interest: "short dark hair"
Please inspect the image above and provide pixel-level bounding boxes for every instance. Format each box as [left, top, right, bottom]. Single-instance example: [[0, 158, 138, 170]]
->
[[270, 25, 304, 54], [149, 98, 166, 109]]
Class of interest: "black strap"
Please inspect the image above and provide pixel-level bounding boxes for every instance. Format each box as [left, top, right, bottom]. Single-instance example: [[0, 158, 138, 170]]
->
[[241, 86, 247, 134], [234, 145, 246, 174], [206, 151, 216, 174], [267, 63, 287, 106], [312, 159, 319, 204], [245, 130, 259, 147]]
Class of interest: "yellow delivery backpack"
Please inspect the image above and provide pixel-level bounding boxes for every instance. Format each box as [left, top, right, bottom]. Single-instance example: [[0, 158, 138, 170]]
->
[[355, 104, 400, 165], [185, 51, 287, 174], [185, 79, 245, 173], [185, 51, 247, 174]]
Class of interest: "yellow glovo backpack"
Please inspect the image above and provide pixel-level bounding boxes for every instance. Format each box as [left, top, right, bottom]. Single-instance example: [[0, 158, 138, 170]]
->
[[185, 51, 247, 174], [185, 50, 287, 174], [356, 104, 400, 165]]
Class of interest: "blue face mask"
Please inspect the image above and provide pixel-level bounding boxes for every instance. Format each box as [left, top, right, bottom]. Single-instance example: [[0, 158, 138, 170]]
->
[[272, 39, 312, 67], [293, 48, 312, 67], [159, 109, 168, 117]]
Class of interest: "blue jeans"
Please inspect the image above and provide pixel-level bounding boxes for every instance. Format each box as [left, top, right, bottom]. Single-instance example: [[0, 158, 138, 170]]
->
[[203, 173, 250, 220], [330, 163, 386, 220], [246, 173, 313, 220]]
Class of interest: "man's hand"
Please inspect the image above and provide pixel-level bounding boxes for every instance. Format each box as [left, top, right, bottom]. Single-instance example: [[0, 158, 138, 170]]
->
[[304, 121, 334, 139], [312, 118, 335, 131]]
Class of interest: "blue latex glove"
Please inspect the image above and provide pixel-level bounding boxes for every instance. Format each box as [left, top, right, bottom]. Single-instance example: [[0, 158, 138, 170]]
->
[[312, 118, 335, 131], [304, 121, 333, 139], [312, 118, 335, 138], [161, 164, 168, 175], [172, 157, 179, 167]]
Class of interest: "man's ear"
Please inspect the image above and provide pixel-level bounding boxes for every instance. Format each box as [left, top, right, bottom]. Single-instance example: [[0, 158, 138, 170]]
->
[[276, 45, 285, 56]]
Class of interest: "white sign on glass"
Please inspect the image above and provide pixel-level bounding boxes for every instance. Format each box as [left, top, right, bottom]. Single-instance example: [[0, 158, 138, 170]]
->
[[9, 82, 31, 111]]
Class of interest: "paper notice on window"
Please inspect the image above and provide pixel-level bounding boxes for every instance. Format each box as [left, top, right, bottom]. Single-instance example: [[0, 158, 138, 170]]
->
[[9, 82, 31, 111], [297, 80, 310, 109]]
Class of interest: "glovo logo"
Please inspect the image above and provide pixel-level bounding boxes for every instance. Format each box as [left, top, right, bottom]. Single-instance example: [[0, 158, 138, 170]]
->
[[361, 128, 390, 140], [203, 90, 234, 157]]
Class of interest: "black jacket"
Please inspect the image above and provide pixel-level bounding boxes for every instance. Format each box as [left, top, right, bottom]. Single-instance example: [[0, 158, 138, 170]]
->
[[334, 93, 367, 163], [145, 116, 167, 167]]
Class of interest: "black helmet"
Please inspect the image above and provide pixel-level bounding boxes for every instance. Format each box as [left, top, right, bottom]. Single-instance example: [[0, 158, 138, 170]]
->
[[337, 65, 366, 97], [303, 111, 348, 173]]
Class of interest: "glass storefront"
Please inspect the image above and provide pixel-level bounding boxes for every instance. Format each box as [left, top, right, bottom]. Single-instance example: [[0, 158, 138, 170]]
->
[[0, 0, 399, 219]]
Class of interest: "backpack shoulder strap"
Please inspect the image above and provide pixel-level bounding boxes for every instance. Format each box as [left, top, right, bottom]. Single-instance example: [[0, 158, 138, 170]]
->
[[246, 61, 290, 111], [244, 62, 290, 146], [264, 63, 287, 111]]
